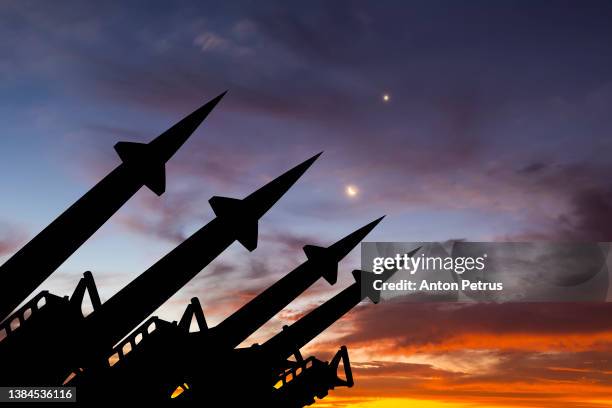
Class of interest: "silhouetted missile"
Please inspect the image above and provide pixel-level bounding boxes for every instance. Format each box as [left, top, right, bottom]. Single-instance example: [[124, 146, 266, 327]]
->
[[66, 218, 381, 400], [208, 152, 321, 251], [0, 92, 225, 322], [263, 246, 421, 360], [209, 216, 384, 349], [178, 246, 417, 405], [83, 153, 320, 352], [113, 91, 226, 195], [174, 248, 419, 403], [0, 154, 317, 386]]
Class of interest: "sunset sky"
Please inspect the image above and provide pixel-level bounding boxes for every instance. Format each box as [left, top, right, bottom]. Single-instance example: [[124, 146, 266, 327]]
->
[[2, 1, 612, 406]]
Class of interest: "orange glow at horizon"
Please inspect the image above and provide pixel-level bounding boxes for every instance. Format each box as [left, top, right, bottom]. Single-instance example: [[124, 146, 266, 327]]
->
[[319, 397, 612, 408], [297, 326, 612, 407], [318, 397, 512, 408], [317, 378, 612, 408]]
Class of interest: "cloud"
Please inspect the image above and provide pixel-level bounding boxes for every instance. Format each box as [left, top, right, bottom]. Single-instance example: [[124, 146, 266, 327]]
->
[[6, 0, 612, 247], [558, 187, 612, 240], [326, 350, 612, 407], [501, 164, 612, 241], [297, 301, 612, 364], [193, 31, 252, 56], [3, 4, 612, 406], [260, 230, 320, 254], [117, 191, 208, 243], [0, 221, 26, 257], [194, 32, 231, 52]]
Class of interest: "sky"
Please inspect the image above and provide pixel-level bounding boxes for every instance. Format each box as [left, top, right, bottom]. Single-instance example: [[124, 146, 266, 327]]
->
[[2, 0, 612, 406]]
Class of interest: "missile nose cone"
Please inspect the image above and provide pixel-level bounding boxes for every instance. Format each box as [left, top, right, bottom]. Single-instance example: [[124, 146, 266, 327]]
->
[[176, 90, 227, 131], [281, 151, 322, 178], [149, 91, 227, 161], [328, 216, 385, 261], [201, 90, 228, 114], [245, 152, 322, 217], [289, 151, 322, 178]]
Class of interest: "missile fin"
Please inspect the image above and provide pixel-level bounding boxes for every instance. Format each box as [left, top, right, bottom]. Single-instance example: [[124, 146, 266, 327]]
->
[[114, 141, 167, 195], [351, 270, 382, 304], [303, 244, 326, 260], [145, 162, 166, 196], [208, 196, 242, 217], [237, 221, 258, 251], [208, 196, 258, 250], [303, 244, 338, 284], [114, 141, 145, 164]]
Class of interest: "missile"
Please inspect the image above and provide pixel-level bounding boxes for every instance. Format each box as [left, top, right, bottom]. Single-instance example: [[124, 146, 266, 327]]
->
[[175, 249, 420, 403], [0, 92, 226, 322], [262, 246, 421, 364], [65, 217, 383, 401], [209, 216, 385, 349], [83, 152, 321, 352], [67, 217, 382, 400], [0, 153, 318, 385]]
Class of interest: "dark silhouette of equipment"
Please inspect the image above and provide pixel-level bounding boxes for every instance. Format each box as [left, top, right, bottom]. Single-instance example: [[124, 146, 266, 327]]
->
[[0, 150, 318, 386], [269, 346, 354, 408], [67, 218, 383, 401], [176, 248, 419, 405], [0, 271, 101, 385], [0, 92, 226, 322], [211, 216, 384, 349], [0, 94, 399, 407]]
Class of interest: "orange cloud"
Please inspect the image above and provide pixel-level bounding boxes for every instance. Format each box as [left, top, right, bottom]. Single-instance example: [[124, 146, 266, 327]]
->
[[283, 301, 612, 408]]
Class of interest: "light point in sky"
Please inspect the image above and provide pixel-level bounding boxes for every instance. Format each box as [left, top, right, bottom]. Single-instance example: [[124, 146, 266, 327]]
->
[[345, 185, 359, 197], [382, 93, 390, 102]]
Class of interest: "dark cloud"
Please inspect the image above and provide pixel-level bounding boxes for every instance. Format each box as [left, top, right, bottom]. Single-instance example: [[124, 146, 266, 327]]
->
[[504, 163, 612, 241], [560, 187, 612, 241], [517, 162, 548, 175], [334, 301, 612, 350]]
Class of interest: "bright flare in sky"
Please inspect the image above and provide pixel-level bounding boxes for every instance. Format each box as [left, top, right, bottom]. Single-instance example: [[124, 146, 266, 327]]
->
[[345, 185, 359, 197], [383, 93, 390, 102]]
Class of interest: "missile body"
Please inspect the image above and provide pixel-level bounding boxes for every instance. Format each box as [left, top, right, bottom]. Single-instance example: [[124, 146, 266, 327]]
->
[[166, 275, 368, 404], [209, 216, 384, 349], [69, 217, 382, 401], [83, 152, 320, 352], [0, 92, 226, 322], [264, 247, 420, 362], [182, 248, 420, 403], [0, 152, 318, 385]]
